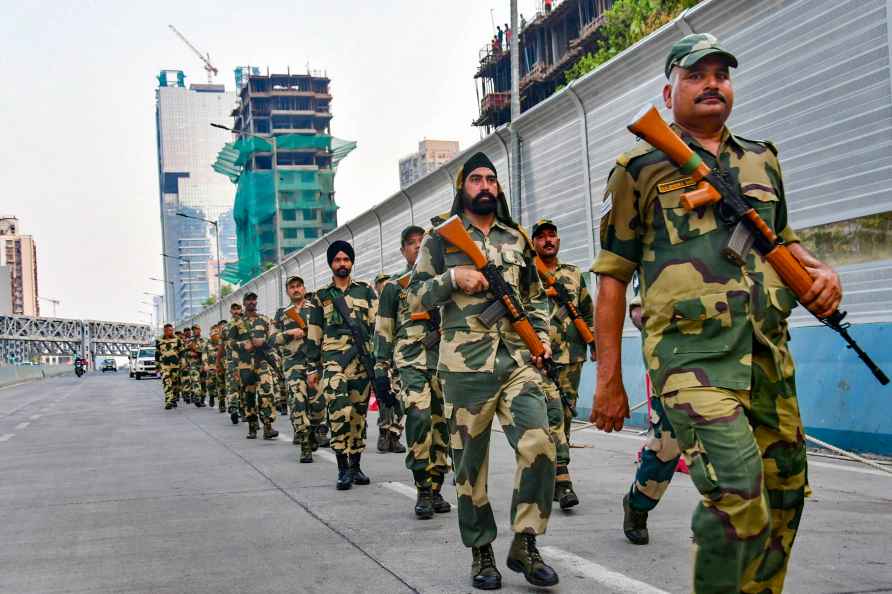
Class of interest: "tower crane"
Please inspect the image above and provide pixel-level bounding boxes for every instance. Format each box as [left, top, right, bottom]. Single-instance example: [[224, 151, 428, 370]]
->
[[168, 25, 219, 83], [39, 297, 60, 318]]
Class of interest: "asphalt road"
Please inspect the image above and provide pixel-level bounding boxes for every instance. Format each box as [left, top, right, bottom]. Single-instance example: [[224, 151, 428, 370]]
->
[[1, 372, 890, 594]]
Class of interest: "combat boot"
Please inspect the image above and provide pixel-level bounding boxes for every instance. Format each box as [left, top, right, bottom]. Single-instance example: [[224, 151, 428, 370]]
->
[[335, 453, 353, 490], [195, 399, 205, 408], [506, 533, 559, 587], [172, 400, 178, 408], [208, 395, 215, 408], [349, 453, 370, 485], [414, 487, 434, 519], [470, 544, 501, 590], [230, 411, 239, 425], [299, 433, 314, 463], [164, 403, 173, 410], [308, 428, 319, 452], [622, 493, 649, 545], [377, 431, 388, 452], [246, 419, 258, 439], [316, 425, 330, 448], [262, 421, 279, 440], [431, 489, 452, 514], [388, 433, 407, 454]]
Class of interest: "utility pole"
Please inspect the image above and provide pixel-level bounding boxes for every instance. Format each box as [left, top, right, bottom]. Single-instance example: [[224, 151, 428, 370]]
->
[[509, 0, 522, 219]]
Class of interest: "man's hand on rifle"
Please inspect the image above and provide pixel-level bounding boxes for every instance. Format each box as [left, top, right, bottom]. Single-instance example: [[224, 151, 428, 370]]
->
[[453, 267, 489, 295], [286, 327, 305, 339], [308, 371, 319, 390], [531, 342, 552, 370], [790, 244, 842, 318], [590, 379, 630, 433]]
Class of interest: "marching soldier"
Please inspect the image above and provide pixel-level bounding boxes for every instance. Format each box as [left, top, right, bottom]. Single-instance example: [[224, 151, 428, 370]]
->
[[178, 328, 192, 404], [186, 325, 206, 407], [373, 272, 406, 454], [591, 34, 842, 593], [223, 303, 245, 424], [155, 323, 182, 409], [303, 291, 330, 448], [306, 240, 381, 490], [375, 225, 450, 519], [270, 275, 318, 463], [231, 292, 279, 440], [530, 219, 595, 510], [203, 322, 226, 413], [408, 152, 559, 589]]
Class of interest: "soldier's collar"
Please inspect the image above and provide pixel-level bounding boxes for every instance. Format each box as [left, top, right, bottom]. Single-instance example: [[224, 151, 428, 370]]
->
[[672, 123, 738, 154], [459, 212, 509, 234]]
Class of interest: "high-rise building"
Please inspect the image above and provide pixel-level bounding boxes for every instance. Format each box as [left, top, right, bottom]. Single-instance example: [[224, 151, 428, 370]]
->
[[398, 139, 460, 188], [155, 70, 237, 321], [0, 216, 39, 317]]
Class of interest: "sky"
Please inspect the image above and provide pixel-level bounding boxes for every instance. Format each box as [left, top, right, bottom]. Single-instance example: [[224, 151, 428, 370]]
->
[[1, 0, 540, 324]]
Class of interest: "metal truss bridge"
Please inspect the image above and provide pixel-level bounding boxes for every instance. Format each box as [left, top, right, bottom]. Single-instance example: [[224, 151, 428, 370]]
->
[[0, 315, 153, 364]]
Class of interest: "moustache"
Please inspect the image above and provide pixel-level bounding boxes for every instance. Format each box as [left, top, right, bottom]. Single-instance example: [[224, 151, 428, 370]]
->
[[475, 190, 495, 201], [334, 267, 350, 278], [543, 243, 556, 249], [695, 92, 726, 104]]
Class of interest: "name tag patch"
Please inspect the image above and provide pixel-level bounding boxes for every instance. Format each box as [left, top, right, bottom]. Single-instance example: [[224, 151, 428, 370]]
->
[[657, 176, 697, 193]]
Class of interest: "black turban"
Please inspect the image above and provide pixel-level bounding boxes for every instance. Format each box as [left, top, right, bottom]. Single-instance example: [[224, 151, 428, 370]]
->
[[456, 152, 497, 190], [327, 240, 355, 267]]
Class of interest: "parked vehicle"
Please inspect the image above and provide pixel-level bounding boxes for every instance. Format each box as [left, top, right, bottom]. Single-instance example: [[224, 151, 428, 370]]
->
[[101, 359, 117, 373], [128, 347, 139, 378], [132, 347, 158, 380]]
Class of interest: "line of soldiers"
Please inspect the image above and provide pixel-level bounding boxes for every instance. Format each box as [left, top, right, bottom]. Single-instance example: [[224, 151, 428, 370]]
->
[[152, 33, 844, 594]]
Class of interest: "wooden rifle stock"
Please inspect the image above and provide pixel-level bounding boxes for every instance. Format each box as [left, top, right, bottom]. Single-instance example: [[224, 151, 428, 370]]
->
[[434, 215, 546, 359], [534, 256, 595, 345], [410, 312, 431, 322], [284, 305, 306, 329]]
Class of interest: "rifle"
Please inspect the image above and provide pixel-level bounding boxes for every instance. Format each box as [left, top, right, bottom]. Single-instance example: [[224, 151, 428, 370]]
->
[[283, 304, 307, 329], [398, 272, 442, 349], [434, 215, 563, 384], [534, 256, 595, 346], [627, 105, 888, 385], [330, 295, 396, 407]]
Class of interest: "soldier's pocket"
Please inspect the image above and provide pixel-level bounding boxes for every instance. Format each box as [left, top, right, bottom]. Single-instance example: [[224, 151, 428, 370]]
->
[[685, 431, 721, 497], [742, 182, 779, 230], [668, 291, 746, 354], [658, 190, 718, 245], [499, 249, 527, 287]]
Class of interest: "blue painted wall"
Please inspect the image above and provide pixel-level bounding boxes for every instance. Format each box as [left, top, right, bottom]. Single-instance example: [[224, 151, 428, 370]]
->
[[574, 323, 892, 455]]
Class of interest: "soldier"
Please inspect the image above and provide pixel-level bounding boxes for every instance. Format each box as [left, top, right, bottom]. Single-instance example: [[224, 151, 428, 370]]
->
[[178, 327, 192, 404], [155, 324, 182, 409], [203, 322, 226, 413], [408, 152, 559, 589], [270, 275, 317, 463], [530, 219, 595, 511], [186, 325, 207, 407], [375, 225, 450, 519], [223, 303, 245, 424], [306, 240, 379, 490], [303, 291, 330, 448], [232, 292, 279, 440], [373, 271, 406, 455], [591, 34, 842, 594]]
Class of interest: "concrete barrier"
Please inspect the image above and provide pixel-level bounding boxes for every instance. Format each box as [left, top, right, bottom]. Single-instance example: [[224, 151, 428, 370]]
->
[[0, 364, 72, 388]]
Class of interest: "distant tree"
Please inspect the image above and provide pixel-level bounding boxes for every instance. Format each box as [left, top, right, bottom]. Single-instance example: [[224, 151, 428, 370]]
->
[[221, 284, 234, 298], [202, 295, 217, 306]]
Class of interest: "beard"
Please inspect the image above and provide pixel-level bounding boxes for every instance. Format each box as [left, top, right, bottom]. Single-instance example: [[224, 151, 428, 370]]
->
[[334, 266, 350, 278], [464, 189, 498, 215]]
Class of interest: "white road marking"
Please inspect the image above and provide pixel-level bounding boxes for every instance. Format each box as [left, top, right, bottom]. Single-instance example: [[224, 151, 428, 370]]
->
[[382, 481, 419, 500], [29, 414, 41, 420], [315, 450, 336, 464], [809, 460, 892, 478], [540, 547, 672, 594], [15, 422, 29, 430], [0, 433, 14, 442]]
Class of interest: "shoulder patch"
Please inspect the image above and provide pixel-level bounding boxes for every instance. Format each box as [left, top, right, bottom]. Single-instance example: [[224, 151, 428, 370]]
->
[[734, 134, 779, 156], [599, 192, 613, 218], [616, 140, 657, 168], [430, 211, 450, 227]]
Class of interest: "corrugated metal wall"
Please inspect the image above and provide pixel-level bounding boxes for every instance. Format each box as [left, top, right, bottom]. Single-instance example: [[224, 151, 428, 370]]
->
[[185, 0, 892, 333]]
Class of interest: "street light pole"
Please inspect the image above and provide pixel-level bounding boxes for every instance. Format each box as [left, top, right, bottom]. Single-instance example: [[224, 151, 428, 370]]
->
[[160, 253, 192, 320], [149, 277, 175, 322], [176, 212, 222, 305]]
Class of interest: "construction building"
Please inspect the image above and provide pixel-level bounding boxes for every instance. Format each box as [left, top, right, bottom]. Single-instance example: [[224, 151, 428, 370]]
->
[[474, 0, 614, 132], [398, 139, 460, 189], [0, 217, 39, 317], [155, 70, 237, 321], [212, 68, 355, 283]]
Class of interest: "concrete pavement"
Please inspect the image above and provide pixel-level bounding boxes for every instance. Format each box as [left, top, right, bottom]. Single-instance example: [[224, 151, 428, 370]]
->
[[0, 372, 890, 593]]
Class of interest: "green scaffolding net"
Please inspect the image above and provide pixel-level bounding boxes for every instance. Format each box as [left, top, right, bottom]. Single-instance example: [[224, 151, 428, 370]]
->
[[212, 134, 356, 284]]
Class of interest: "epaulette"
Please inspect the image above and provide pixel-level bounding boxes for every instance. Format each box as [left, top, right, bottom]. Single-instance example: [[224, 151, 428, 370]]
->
[[430, 211, 450, 228], [733, 134, 779, 156], [616, 140, 657, 168]]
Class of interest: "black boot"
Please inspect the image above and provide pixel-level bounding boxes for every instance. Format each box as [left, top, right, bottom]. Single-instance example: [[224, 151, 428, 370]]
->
[[622, 493, 649, 545], [230, 411, 240, 425], [555, 481, 579, 510], [431, 489, 452, 513], [349, 453, 370, 485], [377, 431, 388, 452], [506, 533, 559, 587], [164, 403, 173, 410], [336, 453, 353, 490], [262, 421, 279, 440], [388, 433, 407, 454], [299, 433, 314, 463], [208, 395, 215, 408], [246, 419, 258, 439], [471, 544, 501, 590], [415, 487, 434, 519]]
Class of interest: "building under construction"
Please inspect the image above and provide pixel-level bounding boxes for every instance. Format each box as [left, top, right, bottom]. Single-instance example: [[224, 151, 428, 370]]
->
[[474, 0, 614, 132], [213, 68, 355, 283]]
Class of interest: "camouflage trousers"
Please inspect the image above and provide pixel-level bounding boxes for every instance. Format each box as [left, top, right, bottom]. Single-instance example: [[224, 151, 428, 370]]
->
[[208, 372, 225, 411], [377, 398, 404, 437], [321, 358, 370, 455], [398, 366, 449, 490], [628, 394, 681, 512], [160, 365, 179, 406], [662, 349, 807, 594], [441, 347, 555, 548], [226, 364, 243, 414], [240, 361, 276, 424], [184, 363, 204, 404], [273, 366, 289, 410], [286, 371, 324, 437], [556, 362, 582, 443]]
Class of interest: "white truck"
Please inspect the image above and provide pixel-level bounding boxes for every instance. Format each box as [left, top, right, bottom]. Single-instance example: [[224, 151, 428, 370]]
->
[[132, 346, 159, 380]]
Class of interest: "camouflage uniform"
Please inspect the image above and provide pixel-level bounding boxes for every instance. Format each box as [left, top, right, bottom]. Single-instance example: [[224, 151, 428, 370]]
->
[[306, 280, 377, 455], [178, 338, 191, 403], [374, 270, 449, 492], [231, 314, 277, 430], [155, 336, 182, 407], [185, 336, 206, 405], [270, 300, 318, 446], [373, 272, 405, 452], [594, 125, 807, 594], [202, 334, 224, 412], [224, 319, 243, 417], [408, 210, 555, 548]]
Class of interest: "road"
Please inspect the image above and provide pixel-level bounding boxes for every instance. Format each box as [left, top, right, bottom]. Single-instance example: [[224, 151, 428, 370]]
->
[[1, 372, 890, 594]]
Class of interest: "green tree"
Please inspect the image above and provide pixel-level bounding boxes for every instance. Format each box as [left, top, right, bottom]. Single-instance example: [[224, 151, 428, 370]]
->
[[563, 0, 700, 86], [221, 284, 234, 298], [202, 295, 217, 306]]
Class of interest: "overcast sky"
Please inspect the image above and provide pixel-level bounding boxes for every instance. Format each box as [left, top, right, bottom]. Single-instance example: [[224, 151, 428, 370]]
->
[[1, 0, 540, 324]]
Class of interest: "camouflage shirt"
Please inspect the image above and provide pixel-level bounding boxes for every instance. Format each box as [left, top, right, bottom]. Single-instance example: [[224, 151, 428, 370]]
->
[[305, 279, 378, 374], [270, 300, 315, 376], [408, 212, 549, 373], [543, 261, 594, 365], [374, 268, 439, 376], [186, 337, 206, 368], [202, 336, 220, 374], [592, 125, 800, 395], [224, 318, 240, 372], [229, 313, 275, 371], [155, 336, 182, 367]]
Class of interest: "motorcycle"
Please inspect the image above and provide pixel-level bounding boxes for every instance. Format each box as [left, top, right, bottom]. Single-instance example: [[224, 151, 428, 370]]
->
[[74, 360, 86, 377]]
